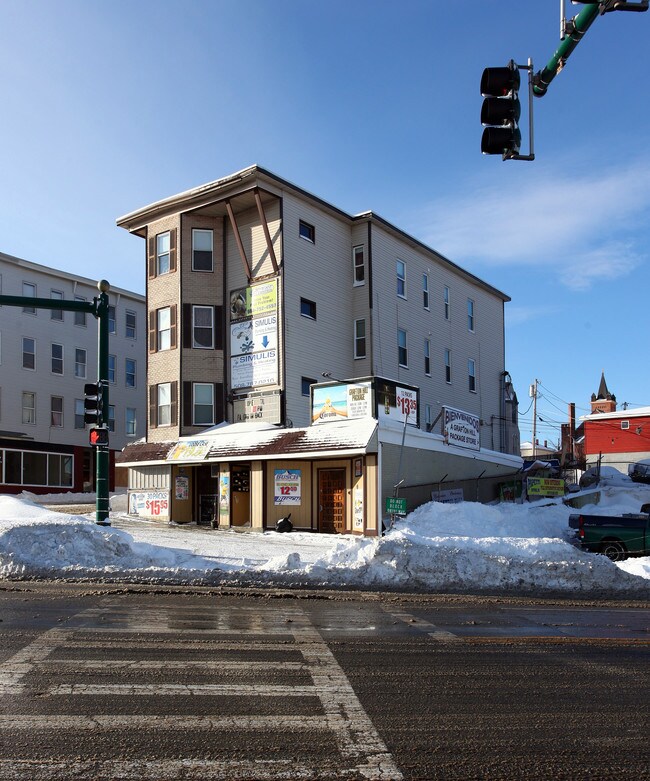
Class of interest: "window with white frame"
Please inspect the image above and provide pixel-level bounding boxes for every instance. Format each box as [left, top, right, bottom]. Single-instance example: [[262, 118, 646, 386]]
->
[[126, 407, 137, 436], [396, 260, 406, 298], [22, 391, 36, 424], [621, 421, 630, 430], [51, 343, 63, 375], [22, 337, 35, 370], [192, 229, 213, 271], [51, 396, 63, 427], [193, 383, 214, 425], [125, 358, 136, 388], [74, 295, 87, 327], [157, 307, 171, 350], [193, 306, 214, 348], [125, 310, 137, 339], [352, 246, 365, 285], [74, 399, 85, 429], [108, 354, 116, 384], [398, 328, 408, 367], [424, 339, 431, 375], [425, 404, 434, 431], [108, 305, 116, 334], [468, 358, 477, 392], [423, 274, 430, 309], [157, 231, 171, 275], [354, 319, 366, 359], [50, 290, 64, 321], [444, 286, 450, 320], [23, 282, 36, 314], [75, 348, 87, 379], [445, 348, 452, 383], [467, 299, 475, 332], [158, 383, 172, 426]]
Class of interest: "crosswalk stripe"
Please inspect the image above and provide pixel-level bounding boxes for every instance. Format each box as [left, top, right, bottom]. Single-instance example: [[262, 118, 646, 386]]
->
[[37, 659, 308, 671], [47, 682, 317, 697], [0, 714, 328, 730]]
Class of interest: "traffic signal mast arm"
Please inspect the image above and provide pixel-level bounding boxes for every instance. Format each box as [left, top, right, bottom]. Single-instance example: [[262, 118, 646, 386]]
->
[[532, 0, 648, 97]]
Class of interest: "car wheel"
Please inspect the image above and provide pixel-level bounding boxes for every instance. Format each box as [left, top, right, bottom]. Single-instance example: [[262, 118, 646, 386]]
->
[[600, 540, 628, 562]]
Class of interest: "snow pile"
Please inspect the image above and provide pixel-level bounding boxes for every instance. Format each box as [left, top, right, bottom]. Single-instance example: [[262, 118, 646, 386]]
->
[[0, 486, 649, 596]]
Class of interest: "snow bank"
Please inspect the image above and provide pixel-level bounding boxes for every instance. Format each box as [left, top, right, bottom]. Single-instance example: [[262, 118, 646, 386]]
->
[[1, 488, 649, 597]]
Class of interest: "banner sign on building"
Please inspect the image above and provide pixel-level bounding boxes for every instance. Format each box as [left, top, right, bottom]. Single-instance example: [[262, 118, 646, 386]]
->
[[167, 439, 211, 461], [376, 379, 419, 426], [274, 469, 302, 505], [230, 279, 279, 391], [129, 491, 170, 519], [230, 279, 278, 321], [312, 382, 372, 424], [431, 488, 464, 504], [443, 407, 480, 450], [527, 477, 565, 497]]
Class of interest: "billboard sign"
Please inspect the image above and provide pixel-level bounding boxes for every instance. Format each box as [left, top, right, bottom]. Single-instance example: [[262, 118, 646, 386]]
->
[[443, 407, 480, 451]]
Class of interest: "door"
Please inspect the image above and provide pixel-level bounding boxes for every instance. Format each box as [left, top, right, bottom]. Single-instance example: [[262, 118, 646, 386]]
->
[[318, 468, 346, 533]]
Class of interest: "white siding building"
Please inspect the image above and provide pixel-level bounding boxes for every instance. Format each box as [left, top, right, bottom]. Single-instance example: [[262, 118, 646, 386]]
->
[[0, 251, 146, 493], [116, 166, 521, 532]]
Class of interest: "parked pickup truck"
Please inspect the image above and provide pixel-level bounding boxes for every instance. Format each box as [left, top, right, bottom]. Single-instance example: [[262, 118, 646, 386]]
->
[[569, 504, 650, 561]]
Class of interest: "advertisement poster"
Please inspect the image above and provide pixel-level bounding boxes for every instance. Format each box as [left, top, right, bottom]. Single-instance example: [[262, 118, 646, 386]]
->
[[175, 476, 189, 500], [128, 491, 170, 519], [353, 486, 364, 530], [230, 279, 278, 321], [167, 439, 211, 461], [230, 315, 278, 356], [376, 380, 418, 425], [219, 473, 230, 521], [231, 350, 278, 389], [443, 406, 480, 450], [312, 382, 371, 424], [274, 469, 301, 505]]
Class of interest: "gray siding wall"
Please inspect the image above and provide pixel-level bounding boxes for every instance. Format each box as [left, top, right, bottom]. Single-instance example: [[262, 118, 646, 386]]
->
[[369, 223, 506, 450]]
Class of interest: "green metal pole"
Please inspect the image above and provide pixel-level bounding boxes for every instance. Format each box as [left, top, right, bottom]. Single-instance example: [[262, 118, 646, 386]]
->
[[95, 281, 111, 526], [532, 4, 600, 96]]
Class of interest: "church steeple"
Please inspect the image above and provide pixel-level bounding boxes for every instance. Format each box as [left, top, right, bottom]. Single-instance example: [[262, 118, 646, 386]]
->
[[590, 371, 616, 414]]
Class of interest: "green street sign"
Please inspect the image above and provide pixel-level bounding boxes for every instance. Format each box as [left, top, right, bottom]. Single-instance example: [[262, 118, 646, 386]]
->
[[385, 497, 407, 515]]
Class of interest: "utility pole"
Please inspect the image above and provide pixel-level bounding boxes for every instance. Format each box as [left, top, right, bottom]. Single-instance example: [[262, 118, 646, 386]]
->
[[530, 380, 539, 458]]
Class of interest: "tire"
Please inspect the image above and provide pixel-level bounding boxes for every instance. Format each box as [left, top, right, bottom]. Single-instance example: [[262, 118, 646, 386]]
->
[[600, 540, 628, 562]]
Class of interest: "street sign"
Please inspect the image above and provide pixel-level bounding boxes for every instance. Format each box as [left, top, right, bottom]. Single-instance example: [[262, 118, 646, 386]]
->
[[385, 497, 407, 516]]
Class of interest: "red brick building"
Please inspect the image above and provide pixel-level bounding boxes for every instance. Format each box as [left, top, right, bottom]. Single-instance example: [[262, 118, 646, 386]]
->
[[580, 373, 650, 473]]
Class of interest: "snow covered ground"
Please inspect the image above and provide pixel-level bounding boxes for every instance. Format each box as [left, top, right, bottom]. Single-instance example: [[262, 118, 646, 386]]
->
[[1, 476, 649, 597]]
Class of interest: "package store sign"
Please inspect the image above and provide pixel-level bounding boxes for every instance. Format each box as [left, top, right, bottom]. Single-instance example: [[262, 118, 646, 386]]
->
[[443, 407, 480, 451], [527, 477, 565, 497], [274, 469, 302, 505], [396, 387, 417, 423], [230, 280, 278, 321], [129, 491, 170, 519], [231, 351, 278, 390]]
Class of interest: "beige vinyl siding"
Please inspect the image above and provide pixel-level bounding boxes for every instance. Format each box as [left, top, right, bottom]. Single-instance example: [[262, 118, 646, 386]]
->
[[350, 221, 372, 375], [282, 193, 357, 427]]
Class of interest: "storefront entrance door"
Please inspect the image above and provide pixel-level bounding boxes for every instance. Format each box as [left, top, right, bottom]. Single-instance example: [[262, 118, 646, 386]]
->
[[318, 468, 346, 533]]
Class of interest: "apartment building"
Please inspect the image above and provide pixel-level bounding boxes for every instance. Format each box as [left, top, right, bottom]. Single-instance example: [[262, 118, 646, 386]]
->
[[0, 251, 146, 494], [116, 166, 521, 532]]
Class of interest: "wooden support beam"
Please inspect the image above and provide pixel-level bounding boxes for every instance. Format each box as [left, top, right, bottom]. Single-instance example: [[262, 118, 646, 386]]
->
[[254, 188, 279, 273], [225, 200, 251, 280]]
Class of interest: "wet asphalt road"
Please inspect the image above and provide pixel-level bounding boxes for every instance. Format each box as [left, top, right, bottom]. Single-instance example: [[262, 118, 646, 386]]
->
[[0, 582, 648, 780]]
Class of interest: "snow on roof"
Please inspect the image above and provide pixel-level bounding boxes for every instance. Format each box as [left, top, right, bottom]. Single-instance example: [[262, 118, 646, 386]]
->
[[581, 406, 650, 421], [118, 419, 379, 466]]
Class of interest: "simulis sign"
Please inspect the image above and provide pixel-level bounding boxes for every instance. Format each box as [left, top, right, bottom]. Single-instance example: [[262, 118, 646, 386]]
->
[[443, 406, 480, 451]]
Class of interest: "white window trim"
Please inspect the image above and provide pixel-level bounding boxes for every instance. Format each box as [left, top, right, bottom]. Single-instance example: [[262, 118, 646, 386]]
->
[[468, 358, 477, 393], [444, 286, 450, 321], [424, 338, 431, 376], [423, 274, 430, 310], [397, 260, 407, 299], [192, 305, 215, 349], [352, 245, 365, 287], [193, 382, 215, 426], [354, 318, 366, 359], [468, 298, 475, 332], [192, 228, 214, 272], [398, 328, 408, 368]]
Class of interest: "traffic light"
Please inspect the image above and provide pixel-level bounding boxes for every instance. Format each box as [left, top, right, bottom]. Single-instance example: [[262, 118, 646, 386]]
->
[[84, 382, 104, 426], [480, 60, 522, 158], [89, 427, 109, 447]]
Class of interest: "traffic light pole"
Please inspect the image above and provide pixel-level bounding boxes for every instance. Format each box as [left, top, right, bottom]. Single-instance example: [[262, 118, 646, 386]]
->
[[0, 280, 112, 525]]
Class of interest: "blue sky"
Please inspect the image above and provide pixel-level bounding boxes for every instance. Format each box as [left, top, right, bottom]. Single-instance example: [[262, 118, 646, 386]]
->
[[2, 0, 649, 446]]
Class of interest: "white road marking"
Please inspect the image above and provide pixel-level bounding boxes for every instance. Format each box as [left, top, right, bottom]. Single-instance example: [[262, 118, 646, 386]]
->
[[383, 608, 463, 643], [0, 602, 403, 780]]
